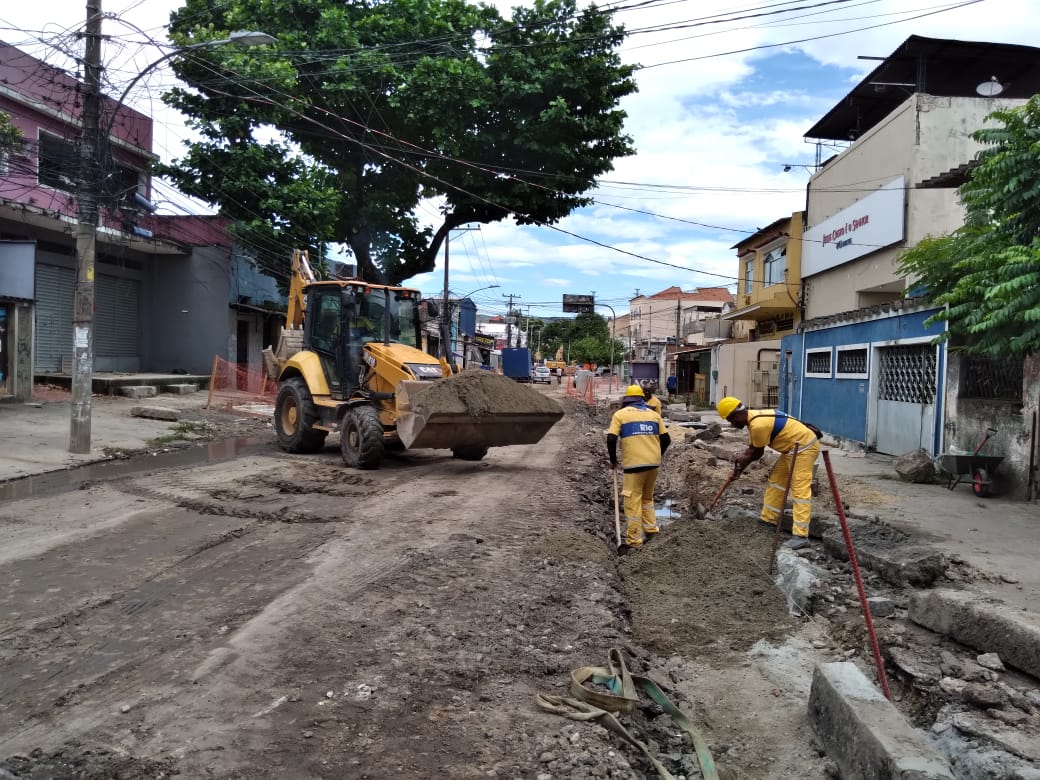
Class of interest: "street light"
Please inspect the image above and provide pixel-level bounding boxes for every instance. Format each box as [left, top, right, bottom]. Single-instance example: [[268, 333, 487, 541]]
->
[[70, 26, 276, 453]]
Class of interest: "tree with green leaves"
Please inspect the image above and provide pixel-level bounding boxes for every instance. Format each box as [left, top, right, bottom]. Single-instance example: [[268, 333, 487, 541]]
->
[[0, 112, 24, 154], [537, 312, 621, 365], [159, 0, 636, 284], [898, 95, 1040, 356]]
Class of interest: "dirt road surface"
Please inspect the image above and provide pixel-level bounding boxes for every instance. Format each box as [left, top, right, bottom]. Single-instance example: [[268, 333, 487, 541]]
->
[[0, 396, 834, 779]]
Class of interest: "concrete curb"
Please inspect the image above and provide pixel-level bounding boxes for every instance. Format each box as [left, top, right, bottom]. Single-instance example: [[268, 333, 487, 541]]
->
[[909, 589, 1040, 679], [808, 661, 954, 779], [821, 524, 946, 587]]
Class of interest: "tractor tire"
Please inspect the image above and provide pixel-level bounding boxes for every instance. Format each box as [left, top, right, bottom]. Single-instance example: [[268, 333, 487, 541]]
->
[[341, 404, 385, 470], [275, 377, 327, 453], [452, 446, 488, 462]]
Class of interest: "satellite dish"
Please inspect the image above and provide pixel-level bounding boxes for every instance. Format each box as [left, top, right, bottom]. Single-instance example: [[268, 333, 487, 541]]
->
[[977, 76, 1004, 97]]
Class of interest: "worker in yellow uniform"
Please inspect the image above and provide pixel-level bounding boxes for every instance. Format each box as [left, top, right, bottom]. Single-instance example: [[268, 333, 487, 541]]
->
[[717, 396, 821, 550], [643, 382, 663, 417], [607, 385, 671, 553]]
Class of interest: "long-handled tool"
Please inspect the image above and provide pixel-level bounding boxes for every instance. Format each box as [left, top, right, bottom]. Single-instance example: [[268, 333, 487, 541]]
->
[[612, 467, 624, 551], [695, 470, 738, 519]]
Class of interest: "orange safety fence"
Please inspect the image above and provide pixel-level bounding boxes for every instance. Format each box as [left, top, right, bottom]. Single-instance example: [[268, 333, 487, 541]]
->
[[205, 355, 278, 414], [563, 375, 596, 404]]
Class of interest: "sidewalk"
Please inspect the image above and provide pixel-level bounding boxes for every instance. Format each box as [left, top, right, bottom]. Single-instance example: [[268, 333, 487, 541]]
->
[[0, 389, 248, 483]]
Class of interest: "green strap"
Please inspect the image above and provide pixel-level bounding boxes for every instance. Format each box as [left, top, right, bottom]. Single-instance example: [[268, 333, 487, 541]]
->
[[538, 649, 718, 780]]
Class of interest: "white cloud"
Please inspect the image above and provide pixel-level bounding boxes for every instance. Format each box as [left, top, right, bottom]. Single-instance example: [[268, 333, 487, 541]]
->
[[5, 0, 1040, 314]]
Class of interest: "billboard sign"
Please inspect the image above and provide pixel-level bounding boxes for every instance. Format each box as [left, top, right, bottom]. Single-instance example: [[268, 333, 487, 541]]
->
[[563, 294, 594, 313], [802, 176, 906, 277]]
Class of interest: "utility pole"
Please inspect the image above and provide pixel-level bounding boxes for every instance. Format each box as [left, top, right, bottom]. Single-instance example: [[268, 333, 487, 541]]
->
[[439, 225, 478, 368], [503, 293, 521, 348], [70, 0, 103, 453]]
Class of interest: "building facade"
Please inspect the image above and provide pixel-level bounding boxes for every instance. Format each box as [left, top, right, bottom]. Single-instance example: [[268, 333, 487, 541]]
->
[[0, 40, 282, 400], [778, 36, 1040, 494]]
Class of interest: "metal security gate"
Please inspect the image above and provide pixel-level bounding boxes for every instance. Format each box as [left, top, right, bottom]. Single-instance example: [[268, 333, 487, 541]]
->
[[96, 274, 140, 370], [875, 344, 937, 455], [34, 266, 140, 372], [34, 264, 74, 372]]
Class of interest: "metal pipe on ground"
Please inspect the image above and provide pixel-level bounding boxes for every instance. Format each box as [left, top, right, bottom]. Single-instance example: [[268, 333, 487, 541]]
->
[[822, 450, 891, 700]]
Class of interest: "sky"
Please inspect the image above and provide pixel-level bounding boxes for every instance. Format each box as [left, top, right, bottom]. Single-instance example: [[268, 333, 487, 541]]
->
[[2, 0, 1039, 323]]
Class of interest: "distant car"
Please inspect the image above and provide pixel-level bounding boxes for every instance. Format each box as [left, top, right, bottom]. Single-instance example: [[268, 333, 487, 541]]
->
[[532, 366, 553, 384]]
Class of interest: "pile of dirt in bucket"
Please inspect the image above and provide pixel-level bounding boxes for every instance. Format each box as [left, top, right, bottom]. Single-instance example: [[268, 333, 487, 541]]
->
[[411, 370, 564, 418]]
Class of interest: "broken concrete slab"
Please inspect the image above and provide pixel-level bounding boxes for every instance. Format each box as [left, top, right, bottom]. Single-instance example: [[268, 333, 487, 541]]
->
[[887, 647, 941, 684], [978, 653, 1006, 672], [164, 383, 198, 395], [910, 589, 1040, 679], [822, 523, 946, 587], [867, 596, 897, 618], [808, 661, 954, 779], [774, 548, 827, 615], [895, 448, 937, 483], [664, 410, 701, 423], [952, 712, 1040, 762], [130, 406, 181, 422], [118, 385, 157, 399]]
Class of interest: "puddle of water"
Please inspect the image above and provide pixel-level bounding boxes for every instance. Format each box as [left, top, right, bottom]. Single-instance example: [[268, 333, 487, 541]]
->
[[0, 437, 272, 504], [655, 498, 683, 527]]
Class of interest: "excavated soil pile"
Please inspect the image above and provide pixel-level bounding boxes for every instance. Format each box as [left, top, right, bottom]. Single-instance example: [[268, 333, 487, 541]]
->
[[623, 513, 798, 659], [410, 370, 563, 418]]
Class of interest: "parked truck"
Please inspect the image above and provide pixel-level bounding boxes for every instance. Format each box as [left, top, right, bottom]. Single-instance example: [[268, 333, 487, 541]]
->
[[501, 347, 533, 382]]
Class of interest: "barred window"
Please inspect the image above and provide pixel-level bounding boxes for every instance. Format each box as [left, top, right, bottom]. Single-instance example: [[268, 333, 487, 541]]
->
[[962, 355, 1022, 401], [806, 348, 832, 377], [836, 347, 868, 378]]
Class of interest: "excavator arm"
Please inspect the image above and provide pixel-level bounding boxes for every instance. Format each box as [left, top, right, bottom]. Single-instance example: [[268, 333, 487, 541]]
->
[[285, 249, 317, 329]]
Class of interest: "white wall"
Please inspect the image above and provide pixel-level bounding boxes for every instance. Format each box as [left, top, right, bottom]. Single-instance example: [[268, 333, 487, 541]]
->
[[803, 94, 1027, 320]]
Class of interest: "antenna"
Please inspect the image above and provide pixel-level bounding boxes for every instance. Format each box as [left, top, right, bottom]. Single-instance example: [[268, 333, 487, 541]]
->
[[976, 76, 1004, 97]]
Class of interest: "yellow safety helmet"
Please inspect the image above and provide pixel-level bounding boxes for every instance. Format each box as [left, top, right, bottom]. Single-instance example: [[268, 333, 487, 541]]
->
[[717, 396, 743, 420], [624, 384, 645, 397]]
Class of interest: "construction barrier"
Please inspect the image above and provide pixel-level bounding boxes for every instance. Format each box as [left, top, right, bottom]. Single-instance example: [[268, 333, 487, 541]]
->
[[563, 375, 595, 404], [205, 355, 278, 415]]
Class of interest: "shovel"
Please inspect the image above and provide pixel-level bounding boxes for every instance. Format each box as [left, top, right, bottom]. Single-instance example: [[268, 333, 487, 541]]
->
[[612, 467, 624, 552], [695, 470, 738, 520]]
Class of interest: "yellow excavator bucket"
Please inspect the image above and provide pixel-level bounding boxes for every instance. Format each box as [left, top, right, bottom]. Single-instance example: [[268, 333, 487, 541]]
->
[[395, 372, 563, 451]]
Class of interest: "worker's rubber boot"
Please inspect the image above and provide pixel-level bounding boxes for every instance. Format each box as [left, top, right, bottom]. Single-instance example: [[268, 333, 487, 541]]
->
[[785, 537, 809, 551]]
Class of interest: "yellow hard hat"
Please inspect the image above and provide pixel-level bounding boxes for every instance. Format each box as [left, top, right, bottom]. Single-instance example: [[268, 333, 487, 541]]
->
[[624, 384, 645, 397], [717, 396, 743, 420]]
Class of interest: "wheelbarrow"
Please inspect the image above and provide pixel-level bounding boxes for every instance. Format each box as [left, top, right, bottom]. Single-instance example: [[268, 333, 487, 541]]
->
[[939, 427, 1003, 497]]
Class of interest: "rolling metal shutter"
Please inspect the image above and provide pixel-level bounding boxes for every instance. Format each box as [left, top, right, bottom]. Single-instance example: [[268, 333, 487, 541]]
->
[[34, 266, 140, 371], [96, 274, 139, 358], [34, 264, 74, 372]]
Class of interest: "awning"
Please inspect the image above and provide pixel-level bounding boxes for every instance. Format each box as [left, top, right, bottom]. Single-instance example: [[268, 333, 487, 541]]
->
[[721, 303, 795, 321]]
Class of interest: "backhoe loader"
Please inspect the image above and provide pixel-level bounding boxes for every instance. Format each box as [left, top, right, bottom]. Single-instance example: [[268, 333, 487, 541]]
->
[[264, 250, 562, 469]]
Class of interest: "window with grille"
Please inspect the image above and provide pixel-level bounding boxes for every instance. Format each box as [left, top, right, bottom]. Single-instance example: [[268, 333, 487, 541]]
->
[[744, 257, 754, 294], [962, 355, 1022, 401], [38, 131, 78, 191], [836, 346, 869, 379], [877, 345, 936, 404], [763, 246, 786, 286], [805, 348, 832, 378]]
